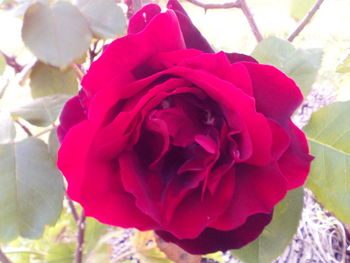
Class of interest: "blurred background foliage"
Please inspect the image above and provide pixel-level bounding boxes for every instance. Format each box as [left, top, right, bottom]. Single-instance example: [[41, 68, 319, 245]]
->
[[0, 0, 349, 262]]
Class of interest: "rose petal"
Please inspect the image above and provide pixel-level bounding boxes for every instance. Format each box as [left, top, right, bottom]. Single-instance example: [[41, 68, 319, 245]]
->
[[278, 121, 313, 189], [211, 163, 287, 231], [57, 121, 156, 229], [225, 52, 258, 63], [157, 212, 272, 254], [128, 4, 161, 34], [81, 10, 185, 95], [242, 62, 303, 124], [57, 95, 86, 143], [167, 0, 213, 52]]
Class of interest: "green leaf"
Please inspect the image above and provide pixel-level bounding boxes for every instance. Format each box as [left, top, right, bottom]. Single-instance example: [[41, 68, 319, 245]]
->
[[0, 137, 64, 241], [11, 95, 70, 127], [0, 53, 6, 75], [48, 128, 59, 162], [0, 111, 16, 143], [337, 54, 350, 73], [30, 61, 78, 98], [22, 2, 92, 67], [231, 187, 304, 263], [290, 0, 316, 21], [84, 217, 108, 252], [76, 0, 126, 39], [252, 36, 322, 97], [303, 101, 350, 225], [46, 243, 75, 263]]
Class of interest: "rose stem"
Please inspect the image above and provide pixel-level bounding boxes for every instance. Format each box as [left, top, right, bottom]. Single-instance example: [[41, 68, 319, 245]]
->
[[185, 0, 263, 42], [66, 194, 80, 223], [74, 210, 86, 263], [0, 248, 12, 263], [288, 0, 325, 42], [14, 119, 33, 137]]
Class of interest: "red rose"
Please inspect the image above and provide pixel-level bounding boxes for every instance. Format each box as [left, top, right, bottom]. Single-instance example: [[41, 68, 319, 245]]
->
[[57, 0, 312, 254]]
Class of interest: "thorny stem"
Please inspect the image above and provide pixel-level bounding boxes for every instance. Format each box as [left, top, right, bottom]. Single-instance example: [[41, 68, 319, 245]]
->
[[0, 50, 24, 73], [66, 194, 79, 223], [186, 0, 240, 9], [186, 0, 263, 42], [74, 210, 86, 263], [0, 248, 12, 263], [238, 0, 263, 42], [14, 119, 33, 137], [287, 0, 325, 42]]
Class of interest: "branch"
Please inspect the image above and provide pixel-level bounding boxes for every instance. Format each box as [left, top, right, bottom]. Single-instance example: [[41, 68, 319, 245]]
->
[[66, 194, 79, 223], [15, 119, 33, 137], [0, 50, 24, 74], [0, 249, 12, 263], [185, 0, 263, 42], [186, 0, 240, 9], [288, 0, 325, 42], [238, 0, 263, 42], [74, 210, 86, 263]]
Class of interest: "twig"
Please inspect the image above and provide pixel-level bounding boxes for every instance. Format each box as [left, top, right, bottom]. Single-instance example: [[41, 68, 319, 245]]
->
[[288, 0, 325, 42], [14, 119, 33, 137], [185, 0, 263, 42], [66, 194, 79, 223], [75, 210, 86, 263], [33, 126, 55, 138], [238, 0, 263, 42], [186, 0, 240, 9], [71, 63, 85, 81], [0, 50, 24, 73], [0, 248, 12, 263]]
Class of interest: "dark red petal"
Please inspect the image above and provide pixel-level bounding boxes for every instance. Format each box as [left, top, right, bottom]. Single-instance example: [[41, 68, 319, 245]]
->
[[57, 121, 156, 229], [211, 163, 287, 231], [128, 4, 161, 34], [167, 0, 213, 52], [81, 10, 185, 95], [57, 95, 86, 143], [278, 121, 313, 189], [225, 52, 258, 64], [157, 213, 272, 254], [242, 62, 303, 125], [268, 119, 291, 160], [164, 170, 235, 239]]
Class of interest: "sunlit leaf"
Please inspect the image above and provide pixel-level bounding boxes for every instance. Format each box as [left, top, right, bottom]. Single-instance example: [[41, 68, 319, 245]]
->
[[132, 231, 172, 263], [231, 187, 304, 263], [0, 111, 16, 143], [11, 95, 70, 127], [337, 54, 350, 73], [46, 243, 75, 263], [303, 101, 350, 225], [84, 217, 108, 253], [75, 0, 126, 39], [252, 36, 322, 97], [22, 2, 92, 67], [0, 137, 64, 241], [0, 53, 5, 75], [290, 0, 316, 21], [30, 61, 78, 98]]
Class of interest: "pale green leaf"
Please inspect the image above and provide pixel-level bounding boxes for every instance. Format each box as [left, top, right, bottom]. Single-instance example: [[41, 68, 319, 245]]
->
[[76, 0, 126, 39], [22, 2, 92, 67], [11, 95, 70, 127], [0, 137, 64, 241], [48, 128, 59, 162], [252, 36, 322, 97], [303, 101, 350, 224], [84, 217, 108, 252], [337, 54, 350, 73], [0, 53, 5, 75], [231, 187, 304, 263], [46, 243, 75, 263], [0, 111, 16, 143], [30, 61, 78, 98], [290, 0, 316, 21]]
